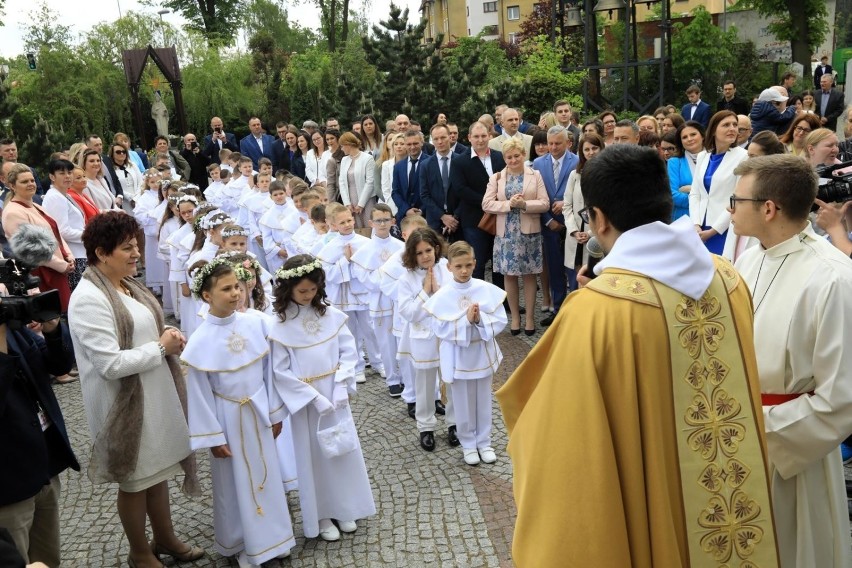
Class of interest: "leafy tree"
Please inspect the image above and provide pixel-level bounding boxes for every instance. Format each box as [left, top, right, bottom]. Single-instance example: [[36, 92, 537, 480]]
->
[[141, 0, 244, 46], [670, 6, 738, 102], [23, 1, 75, 53], [244, 0, 317, 53], [20, 117, 65, 175], [248, 30, 290, 124], [81, 12, 184, 66], [735, 0, 829, 72]]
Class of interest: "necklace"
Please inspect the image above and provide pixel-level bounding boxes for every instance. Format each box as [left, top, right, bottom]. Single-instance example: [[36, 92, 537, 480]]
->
[[752, 253, 790, 314], [225, 318, 246, 353]]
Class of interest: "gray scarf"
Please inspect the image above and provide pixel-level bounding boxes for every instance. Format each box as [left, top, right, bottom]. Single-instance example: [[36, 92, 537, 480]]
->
[[82, 264, 200, 497]]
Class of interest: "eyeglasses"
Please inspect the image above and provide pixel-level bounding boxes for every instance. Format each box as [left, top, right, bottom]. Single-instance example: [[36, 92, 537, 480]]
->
[[578, 206, 591, 224], [729, 196, 780, 211], [661, 145, 677, 154], [794, 126, 811, 134], [114, 149, 127, 155], [602, 120, 616, 126], [372, 218, 393, 224]]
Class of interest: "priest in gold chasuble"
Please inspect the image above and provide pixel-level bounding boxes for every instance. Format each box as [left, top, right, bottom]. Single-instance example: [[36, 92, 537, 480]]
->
[[498, 145, 780, 568]]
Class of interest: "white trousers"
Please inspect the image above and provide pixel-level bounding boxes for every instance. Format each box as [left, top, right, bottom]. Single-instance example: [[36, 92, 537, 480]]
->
[[344, 310, 383, 374], [414, 367, 454, 432], [450, 377, 493, 449], [373, 315, 401, 386], [399, 356, 416, 403]]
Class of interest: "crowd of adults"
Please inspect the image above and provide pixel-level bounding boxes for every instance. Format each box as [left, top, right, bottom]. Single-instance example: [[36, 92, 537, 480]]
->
[[2, 61, 852, 566]]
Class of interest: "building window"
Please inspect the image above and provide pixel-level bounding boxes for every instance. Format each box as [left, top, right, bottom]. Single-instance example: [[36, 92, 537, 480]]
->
[[507, 5, 520, 20], [483, 1, 497, 12]]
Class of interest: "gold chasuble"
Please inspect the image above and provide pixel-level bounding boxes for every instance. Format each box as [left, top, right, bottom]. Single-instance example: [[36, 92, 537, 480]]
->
[[497, 258, 779, 567]]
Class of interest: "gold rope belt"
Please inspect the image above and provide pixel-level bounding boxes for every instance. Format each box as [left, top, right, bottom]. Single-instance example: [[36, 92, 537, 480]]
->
[[213, 391, 270, 516]]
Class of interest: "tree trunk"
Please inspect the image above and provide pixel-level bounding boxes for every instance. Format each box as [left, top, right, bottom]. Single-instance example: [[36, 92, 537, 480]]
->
[[786, 0, 810, 73], [341, 0, 350, 49], [329, 0, 337, 52]]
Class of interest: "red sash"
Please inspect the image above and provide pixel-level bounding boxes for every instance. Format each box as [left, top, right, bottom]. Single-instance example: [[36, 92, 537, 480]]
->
[[760, 391, 814, 406]]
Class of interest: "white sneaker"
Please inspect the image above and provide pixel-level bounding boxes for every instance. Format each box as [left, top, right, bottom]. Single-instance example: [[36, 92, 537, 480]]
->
[[237, 551, 260, 568], [338, 520, 357, 533], [355, 371, 367, 384], [319, 519, 340, 541], [479, 447, 497, 464], [375, 365, 387, 378], [463, 449, 481, 466]]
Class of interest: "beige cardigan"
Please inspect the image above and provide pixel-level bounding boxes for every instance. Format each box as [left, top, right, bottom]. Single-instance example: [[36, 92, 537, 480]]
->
[[481, 167, 549, 238]]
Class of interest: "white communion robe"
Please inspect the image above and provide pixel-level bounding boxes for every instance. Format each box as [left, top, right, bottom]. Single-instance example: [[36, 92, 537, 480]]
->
[[735, 224, 852, 568], [397, 258, 450, 370], [379, 249, 416, 403], [134, 189, 165, 290], [182, 311, 295, 564], [423, 278, 507, 385], [351, 234, 405, 386], [168, 223, 194, 333], [268, 304, 376, 538], [258, 202, 293, 273]]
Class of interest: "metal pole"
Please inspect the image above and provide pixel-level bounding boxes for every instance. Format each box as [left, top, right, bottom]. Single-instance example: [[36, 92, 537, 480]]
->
[[623, 5, 629, 111]]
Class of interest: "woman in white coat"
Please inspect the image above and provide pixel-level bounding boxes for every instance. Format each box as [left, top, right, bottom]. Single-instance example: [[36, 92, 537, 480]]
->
[[379, 133, 407, 217], [688, 110, 748, 257], [564, 133, 604, 290], [337, 132, 376, 230]]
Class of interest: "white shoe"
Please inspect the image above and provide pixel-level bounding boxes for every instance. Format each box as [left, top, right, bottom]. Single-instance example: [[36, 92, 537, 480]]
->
[[338, 520, 357, 533], [376, 365, 387, 378], [463, 449, 481, 466], [319, 520, 340, 541], [276, 549, 291, 559], [479, 447, 497, 464], [355, 371, 367, 384], [237, 551, 260, 568]]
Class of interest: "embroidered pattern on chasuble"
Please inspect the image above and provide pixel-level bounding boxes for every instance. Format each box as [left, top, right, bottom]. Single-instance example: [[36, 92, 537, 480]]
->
[[588, 263, 779, 567]]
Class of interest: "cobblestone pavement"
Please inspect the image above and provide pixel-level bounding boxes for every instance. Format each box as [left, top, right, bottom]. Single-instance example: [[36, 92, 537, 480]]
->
[[52, 309, 546, 567]]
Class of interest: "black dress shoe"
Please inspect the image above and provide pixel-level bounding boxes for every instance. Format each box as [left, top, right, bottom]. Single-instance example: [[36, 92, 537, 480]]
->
[[524, 327, 536, 336], [541, 313, 556, 326], [435, 400, 446, 415], [510, 328, 520, 336], [407, 402, 416, 419], [447, 425, 460, 447], [388, 384, 404, 397], [420, 431, 435, 451]]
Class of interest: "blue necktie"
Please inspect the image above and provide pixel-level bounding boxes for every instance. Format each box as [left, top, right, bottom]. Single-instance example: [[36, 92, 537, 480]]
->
[[408, 158, 418, 201]]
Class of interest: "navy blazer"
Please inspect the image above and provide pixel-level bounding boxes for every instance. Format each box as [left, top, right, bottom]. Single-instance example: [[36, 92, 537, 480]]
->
[[0, 324, 79, 507], [239, 133, 276, 169], [392, 154, 426, 225], [419, 153, 455, 231], [815, 88, 845, 131], [681, 100, 712, 128], [451, 143, 468, 155], [202, 132, 238, 164], [533, 151, 579, 226], [447, 149, 506, 229]]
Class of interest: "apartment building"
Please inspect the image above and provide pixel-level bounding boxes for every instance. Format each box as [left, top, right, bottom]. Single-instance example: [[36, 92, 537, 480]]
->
[[420, 0, 538, 44]]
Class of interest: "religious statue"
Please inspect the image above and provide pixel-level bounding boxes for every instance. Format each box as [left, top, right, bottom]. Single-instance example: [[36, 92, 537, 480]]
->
[[151, 90, 169, 137]]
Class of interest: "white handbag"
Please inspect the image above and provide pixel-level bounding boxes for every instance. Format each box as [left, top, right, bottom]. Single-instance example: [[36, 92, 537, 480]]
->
[[316, 412, 358, 458]]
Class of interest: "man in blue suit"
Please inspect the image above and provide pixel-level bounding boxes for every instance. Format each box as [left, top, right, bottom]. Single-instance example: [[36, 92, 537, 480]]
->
[[239, 116, 275, 170], [419, 124, 460, 237], [201, 116, 238, 164], [533, 125, 579, 326], [681, 85, 712, 129], [392, 130, 426, 225]]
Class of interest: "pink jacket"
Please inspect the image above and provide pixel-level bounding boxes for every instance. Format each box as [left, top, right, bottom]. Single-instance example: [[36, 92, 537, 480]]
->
[[2, 200, 73, 273], [481, 167, 549, 238]]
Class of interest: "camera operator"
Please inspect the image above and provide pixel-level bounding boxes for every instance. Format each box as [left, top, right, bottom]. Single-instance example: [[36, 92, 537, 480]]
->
[[180, 132, 209, 191], [0, 291, 79, 567]]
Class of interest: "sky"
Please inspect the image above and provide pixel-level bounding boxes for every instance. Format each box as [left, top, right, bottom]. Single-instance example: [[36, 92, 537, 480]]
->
[[0, 0, 422, 58]]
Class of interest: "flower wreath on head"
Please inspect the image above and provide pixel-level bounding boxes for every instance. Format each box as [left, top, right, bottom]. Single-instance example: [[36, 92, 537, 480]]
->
[[159, 179, 173, 190], [233, 265, 254, 282], [275, 258, 322, 281], [221, 225, 250, 239], [144, 170, 161, 180], [217, 251, 262, 275], [190, 256, 234, 299], [199, 211, 232, 231], [171, 194, 199, 207]]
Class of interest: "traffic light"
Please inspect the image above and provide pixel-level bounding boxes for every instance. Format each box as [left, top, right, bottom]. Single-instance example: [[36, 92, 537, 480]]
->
[[26, 53, 36, 70]]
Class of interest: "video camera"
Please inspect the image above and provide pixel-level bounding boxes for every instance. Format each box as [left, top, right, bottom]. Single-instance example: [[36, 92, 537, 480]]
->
[[815, 161, 852, 205], [0, 258, 61, 329]]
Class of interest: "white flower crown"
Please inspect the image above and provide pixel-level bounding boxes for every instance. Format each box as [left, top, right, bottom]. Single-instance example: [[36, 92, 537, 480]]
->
[[199, 210, 232, 230], [190, 257, 234, 299], [172, 194, 199, 207], [275, 258, 322, 280], [221, 226, 249, 238]]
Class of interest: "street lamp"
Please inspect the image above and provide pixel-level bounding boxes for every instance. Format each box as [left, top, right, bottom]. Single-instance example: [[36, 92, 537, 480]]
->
[[157, 9, 171, 46]]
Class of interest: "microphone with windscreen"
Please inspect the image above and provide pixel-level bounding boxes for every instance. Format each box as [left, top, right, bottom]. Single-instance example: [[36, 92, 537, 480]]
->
[[585, 237, 605, 279]]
